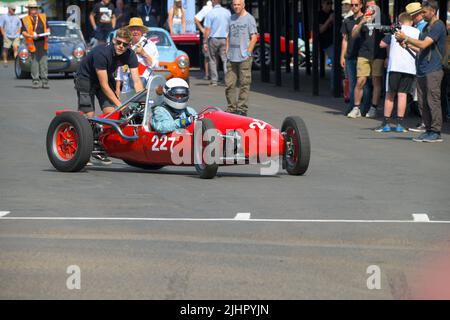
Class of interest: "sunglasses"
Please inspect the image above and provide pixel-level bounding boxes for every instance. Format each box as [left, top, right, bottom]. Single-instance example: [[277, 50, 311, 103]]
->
[[115, 39, 130, 47], [351, 4, 360, 7]]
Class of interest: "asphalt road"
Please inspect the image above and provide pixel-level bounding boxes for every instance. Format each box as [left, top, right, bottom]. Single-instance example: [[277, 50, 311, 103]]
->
[[0, 64, 449, 300]]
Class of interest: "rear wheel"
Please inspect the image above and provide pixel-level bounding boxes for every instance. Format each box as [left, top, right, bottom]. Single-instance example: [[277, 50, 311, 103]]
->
[[46, 112, 93, 172], [15, 57, 30, 79], [194, 118, 219, 179], [123, 160, 164, 170], [252, 43, 271, 70], [282, 116, 310, 175]]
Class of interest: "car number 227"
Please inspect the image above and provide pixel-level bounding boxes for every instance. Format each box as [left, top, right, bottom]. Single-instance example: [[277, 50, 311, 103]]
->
[[151, 135, 177, 152]]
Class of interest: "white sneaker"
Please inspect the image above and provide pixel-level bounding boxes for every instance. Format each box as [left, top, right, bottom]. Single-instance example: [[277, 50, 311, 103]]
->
[[347, 107, 361, 118], [365, 106, 377, 118], [91, 154, 112, 165]]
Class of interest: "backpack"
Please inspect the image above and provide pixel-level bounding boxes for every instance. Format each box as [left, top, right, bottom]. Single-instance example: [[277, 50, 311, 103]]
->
[[425, 19, 449, 73]]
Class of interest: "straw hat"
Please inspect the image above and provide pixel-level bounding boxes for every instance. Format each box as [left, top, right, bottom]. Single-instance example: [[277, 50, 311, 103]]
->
[[25, 0, 41, 8], [126, 17, 149, 33], [405, 2, 422, 16]]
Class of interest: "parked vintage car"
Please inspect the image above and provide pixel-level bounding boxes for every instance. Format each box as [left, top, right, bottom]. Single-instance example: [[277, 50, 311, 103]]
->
[[15, 21, 87, 79], [253, 33, 309, 69]]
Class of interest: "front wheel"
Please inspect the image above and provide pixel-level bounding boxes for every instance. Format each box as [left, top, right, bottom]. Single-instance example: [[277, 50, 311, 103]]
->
[[252, 43, 271, 70], [46, 112, 93, 172], [194, 118, 219, 179], [15, 57, 30, 79], [282, 116, 310, 175]]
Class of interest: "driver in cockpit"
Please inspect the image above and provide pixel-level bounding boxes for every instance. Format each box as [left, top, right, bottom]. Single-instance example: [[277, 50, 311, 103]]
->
[[151, 78, 197, 133]]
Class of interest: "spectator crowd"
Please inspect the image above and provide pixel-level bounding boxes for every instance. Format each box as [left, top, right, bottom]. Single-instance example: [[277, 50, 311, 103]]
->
[[1, 0, 448, 142], [337, 0, 448, 142]]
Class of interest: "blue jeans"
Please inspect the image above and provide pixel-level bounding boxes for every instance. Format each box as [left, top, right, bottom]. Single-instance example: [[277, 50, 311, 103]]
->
[[324, 45, 334, 92], [346, 58, 371, 112], [173, 24, 182, 34]]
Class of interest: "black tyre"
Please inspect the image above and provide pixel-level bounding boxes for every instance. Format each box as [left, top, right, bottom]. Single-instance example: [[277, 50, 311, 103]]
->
[[14, 57, 30, 79], [252, 43, 271, 70], [282, 116, 310, 175], [194, 118, 219, 179], [123, 160, 164, 170], [46, 112, 93, 172]]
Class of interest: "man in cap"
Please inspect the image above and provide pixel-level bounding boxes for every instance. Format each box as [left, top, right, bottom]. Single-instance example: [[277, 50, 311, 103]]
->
[[21, 0, 51, 89], [405, 2, 427, 133], [115, 17, 159, 97], [406, 2, 427, 32], [1, 4, 21, 67], [395, 0, 447, 142], [341, 0, 353, 19]]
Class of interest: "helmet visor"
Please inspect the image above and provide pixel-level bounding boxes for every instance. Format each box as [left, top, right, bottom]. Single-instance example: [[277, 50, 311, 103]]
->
[[165, 85, 189, 104]]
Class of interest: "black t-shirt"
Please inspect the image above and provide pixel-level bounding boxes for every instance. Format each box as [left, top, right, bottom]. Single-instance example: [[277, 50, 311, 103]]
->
[[318, 10, 334, 49], [138, 3, 160, 28], [114, 7, 130, 29], [76, 44, 138, 87], [21, 15, 49, 52], [92, 1, 115, 30], [357, 13, 391, 60], [340, 15, 363, 60]]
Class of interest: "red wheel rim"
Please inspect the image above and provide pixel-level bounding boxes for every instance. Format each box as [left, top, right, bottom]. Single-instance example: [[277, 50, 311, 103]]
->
[[53, 123, 78, 161], [285, 127, 299, 165]]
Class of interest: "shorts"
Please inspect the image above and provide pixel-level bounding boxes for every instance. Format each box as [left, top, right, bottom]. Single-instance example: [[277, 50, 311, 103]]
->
[[75, 77, 114, 113], [386, 72, 415, 94], [357, 57, 384, 78], [3, 37, 20, 49]]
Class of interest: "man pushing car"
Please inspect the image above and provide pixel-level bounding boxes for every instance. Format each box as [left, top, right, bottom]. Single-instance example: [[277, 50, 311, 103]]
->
[[74, 27, 144, 164]]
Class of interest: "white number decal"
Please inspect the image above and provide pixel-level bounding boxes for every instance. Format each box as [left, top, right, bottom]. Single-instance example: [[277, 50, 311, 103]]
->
[[151, 135, 178, 152], [168, 137, 177, 153], [151, 135, 159, 151], [249, 119, 267, 130], [160, 135, 168, 151]]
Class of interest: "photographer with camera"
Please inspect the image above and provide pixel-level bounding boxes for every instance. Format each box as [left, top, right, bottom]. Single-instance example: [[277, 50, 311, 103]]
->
[[348, 0, 390, 119], [395, 0, 447, 143], [375, 12, 420, 133]]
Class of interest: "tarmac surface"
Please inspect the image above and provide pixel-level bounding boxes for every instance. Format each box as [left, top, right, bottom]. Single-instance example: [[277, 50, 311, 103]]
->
[[0, 64, 449, 299]]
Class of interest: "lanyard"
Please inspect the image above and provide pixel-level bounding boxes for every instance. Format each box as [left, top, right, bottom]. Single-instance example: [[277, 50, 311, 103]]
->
[[144, 5, 151, 16], [31, 15, 39, 32]]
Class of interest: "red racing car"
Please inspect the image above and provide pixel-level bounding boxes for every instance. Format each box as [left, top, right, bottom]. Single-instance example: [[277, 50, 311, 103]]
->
[[46, 76, 310, 179]]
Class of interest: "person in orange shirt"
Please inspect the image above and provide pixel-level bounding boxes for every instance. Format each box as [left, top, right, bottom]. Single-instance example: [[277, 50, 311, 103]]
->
[[21, 0, 51, 89]]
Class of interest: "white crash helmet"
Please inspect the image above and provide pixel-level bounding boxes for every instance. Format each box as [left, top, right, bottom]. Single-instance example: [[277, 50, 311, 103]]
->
[[163, 78, 189, 110]]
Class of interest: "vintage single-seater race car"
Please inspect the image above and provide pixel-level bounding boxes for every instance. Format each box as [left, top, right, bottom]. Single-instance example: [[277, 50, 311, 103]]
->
[[46, 76, 310, 179]]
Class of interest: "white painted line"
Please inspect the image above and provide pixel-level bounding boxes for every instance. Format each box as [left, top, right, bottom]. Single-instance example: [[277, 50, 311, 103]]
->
[[234, 213, 251, 220], [1, 216, 450, 224], [0, 211, 10, 217], [412, 213, 431, 222]]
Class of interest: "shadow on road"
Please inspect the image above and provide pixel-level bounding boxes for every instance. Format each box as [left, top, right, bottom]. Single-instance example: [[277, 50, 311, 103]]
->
[[43, 166, 287, 179]]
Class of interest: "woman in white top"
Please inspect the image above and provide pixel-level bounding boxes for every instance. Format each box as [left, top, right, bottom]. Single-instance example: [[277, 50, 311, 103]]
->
[[168, 0, 186, 35]]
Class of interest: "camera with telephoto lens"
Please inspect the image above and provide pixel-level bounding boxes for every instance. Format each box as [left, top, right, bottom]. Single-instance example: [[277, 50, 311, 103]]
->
[[379, 23, 401, 35]]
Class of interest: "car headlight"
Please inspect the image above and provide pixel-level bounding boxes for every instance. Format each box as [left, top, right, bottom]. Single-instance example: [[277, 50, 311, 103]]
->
[[19, 49, 29, 61], [177, 55, 189, 69], [73, 47, 85, 59]]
